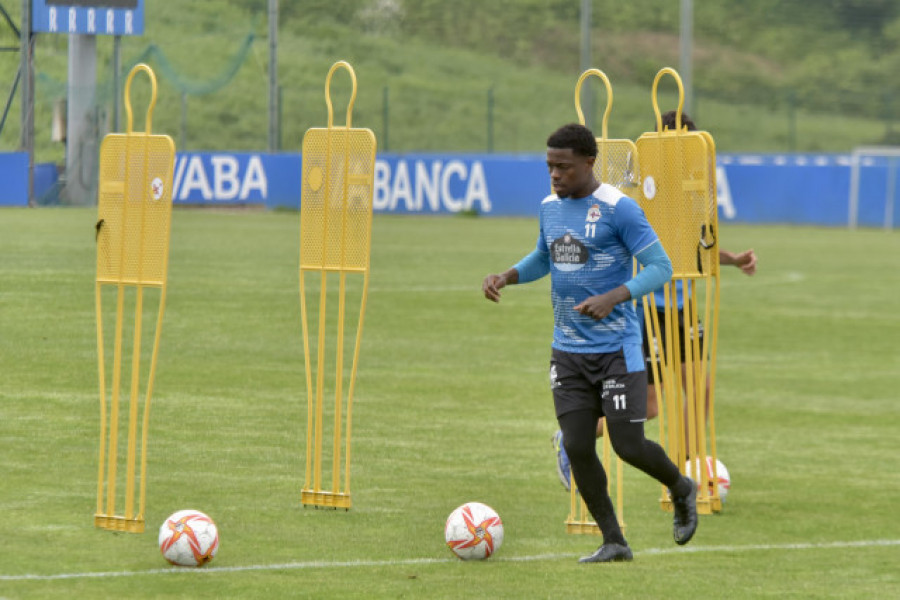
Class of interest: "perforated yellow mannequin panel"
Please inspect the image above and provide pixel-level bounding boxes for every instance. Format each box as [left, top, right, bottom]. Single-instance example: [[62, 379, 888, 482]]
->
[[97, 135, 174, 285], [565, 69, 629, 536], [300, 128, 375, 271], [596, 141, 640, 197], [300, 61, 376, 510], [635, 132, 713, 278], [94, 64, 175, 533], [636, 68, 722, 515]]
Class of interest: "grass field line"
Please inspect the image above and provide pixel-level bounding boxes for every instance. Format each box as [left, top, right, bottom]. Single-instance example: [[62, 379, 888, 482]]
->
[[2, 539, 898, 582]]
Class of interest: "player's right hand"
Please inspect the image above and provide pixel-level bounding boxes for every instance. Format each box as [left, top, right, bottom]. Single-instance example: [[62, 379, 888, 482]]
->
[[482, 274, 506, 302]]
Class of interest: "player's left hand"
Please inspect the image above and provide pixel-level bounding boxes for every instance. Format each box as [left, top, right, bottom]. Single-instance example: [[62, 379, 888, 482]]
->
[[574, 294, 614, 320], [574, 286, 631, 320]]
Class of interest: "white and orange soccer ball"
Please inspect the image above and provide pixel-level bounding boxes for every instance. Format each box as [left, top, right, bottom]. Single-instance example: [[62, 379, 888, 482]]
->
[[444, 501, 504, 560], [158, 509, 220, 567], [685, 456, 731, 502]]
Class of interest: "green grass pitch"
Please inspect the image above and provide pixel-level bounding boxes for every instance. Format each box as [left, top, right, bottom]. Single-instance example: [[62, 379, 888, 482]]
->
[[1, 208, 898, 598]]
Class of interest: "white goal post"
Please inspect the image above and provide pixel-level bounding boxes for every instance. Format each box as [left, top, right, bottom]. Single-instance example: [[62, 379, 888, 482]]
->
[[848, 146, 900, 229]]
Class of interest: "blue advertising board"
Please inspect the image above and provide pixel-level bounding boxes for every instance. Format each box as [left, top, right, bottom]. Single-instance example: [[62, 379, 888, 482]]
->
[[1, 151, 897, 228], [31, 0, 144, 35], [372, 154, 546, 216], [171, 152, 297, 207], [169, 152, 548, 216], [170, 153, 549, 216], [373, 152, 898, 227], [717, 154, 851, 226], [0, 153, 28, 206]]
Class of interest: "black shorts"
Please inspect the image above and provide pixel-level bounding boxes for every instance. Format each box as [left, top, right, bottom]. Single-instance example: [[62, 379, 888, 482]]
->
[[642, 308, 705, 383], [550, 348, 648, 423]]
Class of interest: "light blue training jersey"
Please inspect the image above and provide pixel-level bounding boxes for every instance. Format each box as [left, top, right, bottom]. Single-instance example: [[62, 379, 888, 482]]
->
[[515, 183, 662, 363]]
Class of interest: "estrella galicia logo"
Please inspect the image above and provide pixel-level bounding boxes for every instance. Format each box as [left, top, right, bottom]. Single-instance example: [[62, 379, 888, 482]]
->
[[551, 234, 588, 272]]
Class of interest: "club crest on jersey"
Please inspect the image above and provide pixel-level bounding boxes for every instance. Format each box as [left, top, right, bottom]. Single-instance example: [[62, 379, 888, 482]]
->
[[586, 204, 601, 223], [550, 233, 588, 272]]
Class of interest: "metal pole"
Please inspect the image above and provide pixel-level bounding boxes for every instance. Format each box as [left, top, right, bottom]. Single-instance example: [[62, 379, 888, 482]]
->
[[885, 158, 896, 230], [65, 34, 98, 205], [884, 91, 894, 140], [0, 2, 22, 138], [382, 85, 389, 152], [268, 0, 278, 152], [679, 0, 693, 115], [0, 66, 20, 136], [277, 84, 283, 151], [19, 0, 34, 206], [180, 91, 187, 150], [487, 86, 494, 153], [580, 0, 593, 131], [112, 35, 120, 131], [787, 90, 797, 152], [848, 148, 860, 229]]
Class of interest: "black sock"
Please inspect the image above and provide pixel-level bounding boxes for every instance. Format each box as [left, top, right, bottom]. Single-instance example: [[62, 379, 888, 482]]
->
[[558, 410, 627, 547]]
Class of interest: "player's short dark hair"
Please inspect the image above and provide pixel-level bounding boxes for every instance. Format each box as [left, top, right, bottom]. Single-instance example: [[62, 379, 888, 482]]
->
[[547, 123, 598, 157], [659, 110, 696, 131]]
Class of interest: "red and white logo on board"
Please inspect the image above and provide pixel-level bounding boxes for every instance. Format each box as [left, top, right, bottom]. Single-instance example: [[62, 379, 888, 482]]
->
[[151, 177, 164, 200]]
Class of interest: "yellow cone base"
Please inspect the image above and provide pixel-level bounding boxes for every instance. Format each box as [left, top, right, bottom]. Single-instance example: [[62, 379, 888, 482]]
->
[[659, 495, 721, 515], [94, 513, 145, 533], [565, 520, 602, 536], [301, 489, 351, 510]]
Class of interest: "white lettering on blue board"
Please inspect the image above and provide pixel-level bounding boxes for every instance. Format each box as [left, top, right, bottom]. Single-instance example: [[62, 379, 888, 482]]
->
[[373, 159, 492, 213], [211, 156, 240, 200], [177, 157, 211, 199], [716, 166, 736, 219], [416, 160, 440, 211], [173, 154, 269, 202], [441, 161, 466, 211], [241, 156, 268, 199]]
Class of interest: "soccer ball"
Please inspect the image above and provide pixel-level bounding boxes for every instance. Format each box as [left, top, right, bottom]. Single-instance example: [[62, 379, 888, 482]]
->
[[444, 501, 504, 560], [158, 509, 220, 567], [685, 456, 731, 502]]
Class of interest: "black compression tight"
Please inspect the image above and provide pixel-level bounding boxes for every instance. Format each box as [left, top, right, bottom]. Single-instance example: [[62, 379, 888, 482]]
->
[[557, 410, 683, 544]]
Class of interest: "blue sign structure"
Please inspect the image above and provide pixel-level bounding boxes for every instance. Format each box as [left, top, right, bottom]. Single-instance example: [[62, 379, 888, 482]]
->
[[1, 151, 897, 228], [0, 153, 29, 205], [32, 0, 144, 35], [133, 151, 900, 227], [171, 152, 297, 207], [372, 154, 546, 216]]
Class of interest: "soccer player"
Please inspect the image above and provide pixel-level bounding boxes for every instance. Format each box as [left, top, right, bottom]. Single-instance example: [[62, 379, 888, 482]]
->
[[482, 123, 698, 563], [552, 111, 757, 491]]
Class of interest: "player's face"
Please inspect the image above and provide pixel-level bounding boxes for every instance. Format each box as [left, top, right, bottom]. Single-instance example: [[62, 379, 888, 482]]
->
[[546, 147, 595, 199]]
